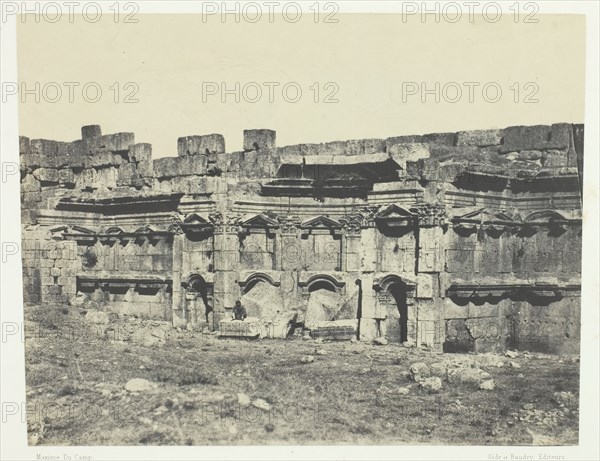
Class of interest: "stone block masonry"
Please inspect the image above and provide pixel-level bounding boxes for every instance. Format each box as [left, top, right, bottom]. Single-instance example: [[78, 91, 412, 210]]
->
[[19, 123, 583, 354]]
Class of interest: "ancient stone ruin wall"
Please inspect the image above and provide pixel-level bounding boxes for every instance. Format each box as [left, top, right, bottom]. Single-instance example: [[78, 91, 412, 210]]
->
[[19, 123, 583, 353]]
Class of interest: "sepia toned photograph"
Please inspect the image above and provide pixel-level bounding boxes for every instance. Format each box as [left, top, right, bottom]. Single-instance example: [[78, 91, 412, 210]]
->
[[1, 1, 598, 460]]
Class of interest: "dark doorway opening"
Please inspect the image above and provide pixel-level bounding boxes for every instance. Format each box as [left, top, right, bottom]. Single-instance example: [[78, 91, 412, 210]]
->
[[187, 275, 212, 325], [388, 282, 408, 343]]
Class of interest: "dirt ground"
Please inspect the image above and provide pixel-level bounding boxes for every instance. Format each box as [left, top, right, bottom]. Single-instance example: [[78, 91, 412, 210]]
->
[[24, 304, 579, 446]]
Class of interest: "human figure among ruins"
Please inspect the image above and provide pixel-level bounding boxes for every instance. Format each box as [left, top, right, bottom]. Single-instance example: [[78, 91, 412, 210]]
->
[[232, 300, 247, 321]]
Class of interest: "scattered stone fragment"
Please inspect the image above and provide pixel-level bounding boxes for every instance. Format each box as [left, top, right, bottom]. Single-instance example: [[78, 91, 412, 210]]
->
[[315, 349, 327, 356], [553, 391, 576, 408], [396, 387, 410, 395], [479, 379, 495, 391], [510, 361, 521, 368], [505, 350, 519, 358], [429, 362, 447, 378], [124, 378, 156, 393], [300, 355, 315, 364], [237, 392, 251, 406], [409, 362, 430, 382], [419, 377, 442, 393], [373, 337, 388, 346], [252, 399, 271, 411]]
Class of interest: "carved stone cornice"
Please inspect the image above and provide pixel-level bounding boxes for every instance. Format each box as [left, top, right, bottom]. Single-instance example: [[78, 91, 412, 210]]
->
[[410, 203, 447, 227]]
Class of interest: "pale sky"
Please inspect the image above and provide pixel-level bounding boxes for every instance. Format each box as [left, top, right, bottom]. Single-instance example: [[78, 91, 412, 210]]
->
[[17, 14, 586, 157]]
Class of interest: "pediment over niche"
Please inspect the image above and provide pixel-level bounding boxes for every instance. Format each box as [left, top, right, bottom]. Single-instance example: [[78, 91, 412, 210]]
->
[[375, 204, 415, 228], [523, 209, 569, 224], [71, 225, 96, 234], [183, 213, 211, 225], [104, 226, 125, 235], [451, 208, 524, 233], [241, 213, 279, 229], [301, 215, 342, 229], [171, 213, 214, 235], [301, 215, 342, 236]]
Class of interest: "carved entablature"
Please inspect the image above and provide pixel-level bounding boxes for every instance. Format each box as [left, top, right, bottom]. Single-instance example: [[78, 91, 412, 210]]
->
[[49, 225, 70, 240], [300, 215, 343, 237], [62, 224, 174, 245], [207, 212, 243, 234], [446, 283, 580, 304], [277, 214, 302, 234], [410, 203, 447, 227], [522, 210, 580, 236], [452, 208, 520, 237], [339, 214, 362, 235], [208, 211, 223, 228], [452, 208, 581, 237], [238, 213, 279, 237], [356, 205, 379, 227], [374, 204, 416, 229], [62, 225, 97, 245]]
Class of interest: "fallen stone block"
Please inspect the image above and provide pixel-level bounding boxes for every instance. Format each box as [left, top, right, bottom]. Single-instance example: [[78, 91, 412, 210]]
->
[[419, 377, 442, 393], [447, 367, 491, 386], [409, 362, 431, 382], [218, 318, 261, 338], [308, 319, 358, 341]]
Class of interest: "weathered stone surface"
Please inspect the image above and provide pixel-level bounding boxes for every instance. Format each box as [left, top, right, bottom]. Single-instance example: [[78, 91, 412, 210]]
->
[[32, 168, 60, 183], [21, 174, 41, 192], [244, 129, 276, 151], [456, 129, 502, 147], [178, 134, 225, 156], [82, 125, 102, 140], [305, 289, 357, 327], [389, 143, 431, 164], [18, 122, 583, 355], [542, 149, 569, 167], [20, 136, 31, 155], [153, 157, 179, 179], [96, 133, 135, 152], [500, 124, 571, 153]]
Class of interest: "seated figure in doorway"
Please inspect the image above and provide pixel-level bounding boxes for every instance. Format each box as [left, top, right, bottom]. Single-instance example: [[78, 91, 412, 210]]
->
[[232, 300, 247, 321]]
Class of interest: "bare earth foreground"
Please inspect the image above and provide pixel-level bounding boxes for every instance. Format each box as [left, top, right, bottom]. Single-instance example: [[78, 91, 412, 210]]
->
[[24, 304, 579, 446]]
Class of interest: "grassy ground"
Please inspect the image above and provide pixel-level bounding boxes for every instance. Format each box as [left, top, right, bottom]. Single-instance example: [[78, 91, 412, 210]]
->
[[24, 304, 579, 446]]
